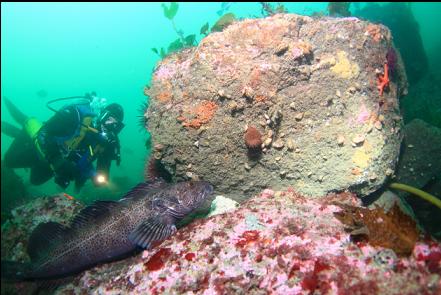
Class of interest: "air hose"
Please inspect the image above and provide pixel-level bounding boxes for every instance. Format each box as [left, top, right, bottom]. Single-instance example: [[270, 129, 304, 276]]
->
[[390, 182, 441, 209], [46, 93, 95, 113], [45, 92, 99, 132]]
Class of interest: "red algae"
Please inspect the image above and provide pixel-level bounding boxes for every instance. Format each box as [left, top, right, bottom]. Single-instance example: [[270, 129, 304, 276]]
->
[[427, 251, 441, 273], [255, 254, 263, 263], [416, 249, 441, 273], [301, 259, 332, 293], [288, 262, 301, 279], [145, 248, 172, 271], [185, 252, 196, 261], [341, 280, 379, 295], [236, 230, 260, 247], [301, 274, 319, 293], [54, 189, 439, 295], [151, 287, 159, 295], [314, 259, 331, 273]]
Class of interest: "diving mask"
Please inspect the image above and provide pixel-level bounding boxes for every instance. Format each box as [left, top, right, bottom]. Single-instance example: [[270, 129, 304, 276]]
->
[[99, 111, 125, 134]]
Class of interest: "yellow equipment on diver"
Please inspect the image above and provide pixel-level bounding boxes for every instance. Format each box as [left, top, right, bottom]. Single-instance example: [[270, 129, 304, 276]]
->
[[23, 115, 97, 167], [23, 117, 45, 158], [23, 117, 43, 139]]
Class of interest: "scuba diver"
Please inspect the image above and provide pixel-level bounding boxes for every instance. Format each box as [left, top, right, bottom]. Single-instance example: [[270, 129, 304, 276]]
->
[[1, 93, 125, 192]]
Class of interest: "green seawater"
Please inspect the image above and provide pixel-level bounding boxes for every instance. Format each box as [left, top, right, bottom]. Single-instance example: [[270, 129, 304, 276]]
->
[[1, 2, 440, 205]]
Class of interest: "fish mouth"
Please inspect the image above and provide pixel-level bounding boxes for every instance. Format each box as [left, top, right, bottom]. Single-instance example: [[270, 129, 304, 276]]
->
[[189, 182, 215, 214], [199, 182, 214, 199], [198, 181, 215, 205], [204, 183, 214, 195]]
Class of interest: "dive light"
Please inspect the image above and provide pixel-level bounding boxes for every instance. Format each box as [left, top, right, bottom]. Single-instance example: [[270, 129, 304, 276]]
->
[[95, 173, 107, 185]]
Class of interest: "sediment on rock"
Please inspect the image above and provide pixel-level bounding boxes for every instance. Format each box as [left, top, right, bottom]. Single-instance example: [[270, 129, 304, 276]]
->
[[146, 13, 407, 201]]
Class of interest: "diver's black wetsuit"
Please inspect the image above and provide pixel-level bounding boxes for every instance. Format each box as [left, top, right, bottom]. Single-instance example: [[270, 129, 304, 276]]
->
[[4, 130, 53, 185], [4, 105, 115, 189]]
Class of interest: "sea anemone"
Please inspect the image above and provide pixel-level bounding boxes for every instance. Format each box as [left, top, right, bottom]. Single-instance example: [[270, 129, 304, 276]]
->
[[146, 157, 172, 182], [244, 126, 262, 149]]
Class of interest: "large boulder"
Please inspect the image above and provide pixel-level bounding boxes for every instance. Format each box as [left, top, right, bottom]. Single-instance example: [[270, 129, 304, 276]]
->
[[352, 2, 429, 84], [146, 14, 407, 201]]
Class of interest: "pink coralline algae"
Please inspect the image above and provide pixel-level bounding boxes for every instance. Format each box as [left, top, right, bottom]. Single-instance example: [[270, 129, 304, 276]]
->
[[54, 189, 440, 295], [153, 59, 191, 82], [414, 243, 441, 274], [235, 230, 260, 247], [153, 64, 176, 81], [356, 104, 370, 124], [1, 195, 85, 295], [1, 195, 84, 263]]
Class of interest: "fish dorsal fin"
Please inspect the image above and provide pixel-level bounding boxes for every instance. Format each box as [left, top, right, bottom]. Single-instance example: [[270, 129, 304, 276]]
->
[[27, 221, 70, 262], [128, 216, 177, 249], [120, 179, 168, 201], [71, 200, 119, 229]]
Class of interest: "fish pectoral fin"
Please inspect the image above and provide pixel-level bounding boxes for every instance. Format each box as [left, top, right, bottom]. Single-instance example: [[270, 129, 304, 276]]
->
[[128, 217, 177, 249]]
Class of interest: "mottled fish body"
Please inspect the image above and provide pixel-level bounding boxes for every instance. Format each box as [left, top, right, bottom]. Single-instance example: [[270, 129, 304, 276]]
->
[[2, 180, 213, 280]]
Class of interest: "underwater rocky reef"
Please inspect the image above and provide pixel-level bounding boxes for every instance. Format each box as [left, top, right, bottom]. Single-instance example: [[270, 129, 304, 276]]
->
[[1, 189, 439, 294], [146, 13, 407, 201], [1, 160, 28, 220], [2, 10, 440, 295], [1, 195, 84, 295]]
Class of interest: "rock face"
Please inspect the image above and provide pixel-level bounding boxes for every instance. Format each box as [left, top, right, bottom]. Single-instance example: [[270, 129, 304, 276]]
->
[[2, 190, 439, 294], [146, 14, 407, 201], [353, 2, 429, 84], [393, 119, 441, 238], [394, 119, 441, 192], [1, 195, 84, 295], [1, 195, 84, 263], [57, 190, 439, 295]]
